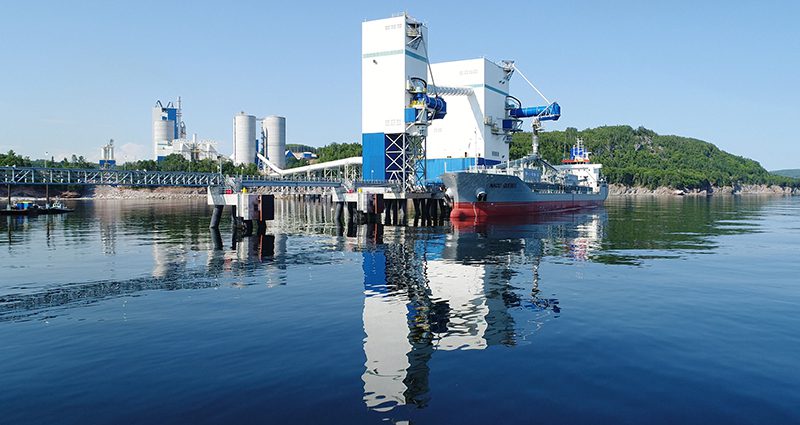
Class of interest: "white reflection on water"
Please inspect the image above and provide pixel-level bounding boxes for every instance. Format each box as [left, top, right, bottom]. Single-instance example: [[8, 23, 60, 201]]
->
[[361, 212, 606, 413]]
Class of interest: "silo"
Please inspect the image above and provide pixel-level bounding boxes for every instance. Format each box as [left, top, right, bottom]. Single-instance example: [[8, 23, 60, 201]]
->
[[153, 119, 174, 143], [233, 112, 257, 165], [263, 115, 287, 169]]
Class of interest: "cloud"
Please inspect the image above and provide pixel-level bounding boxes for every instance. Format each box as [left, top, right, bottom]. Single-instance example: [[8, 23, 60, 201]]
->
[[116, 143, 149, 163]]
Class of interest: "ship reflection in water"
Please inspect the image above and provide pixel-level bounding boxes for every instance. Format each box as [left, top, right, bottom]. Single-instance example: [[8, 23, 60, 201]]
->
[[359, 211, 606, 413]]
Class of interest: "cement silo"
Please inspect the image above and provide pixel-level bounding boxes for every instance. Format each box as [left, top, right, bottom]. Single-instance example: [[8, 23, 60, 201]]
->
[[153, 119, 175, 160], [263, 115, 286, 169], [233, 112, 257, 165], [152, 99, 181, 160]]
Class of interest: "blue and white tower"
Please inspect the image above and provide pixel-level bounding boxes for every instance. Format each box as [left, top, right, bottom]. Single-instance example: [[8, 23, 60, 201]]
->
[[361, 14, 446, 190]]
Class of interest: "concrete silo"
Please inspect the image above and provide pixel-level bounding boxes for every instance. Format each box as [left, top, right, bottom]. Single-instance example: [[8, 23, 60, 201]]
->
[[153, 119, 175, 160], [262, 115, 286, 169], [233, 112, 257, 165], [152, 99, 181, 160]]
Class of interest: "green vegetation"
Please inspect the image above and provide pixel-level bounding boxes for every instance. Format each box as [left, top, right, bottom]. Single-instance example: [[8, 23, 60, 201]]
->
[[317, 142, 361, 162], [121, 154, 259, 175], [284, 142, 361, 169], [771, 169, 800, 179], [511, 126, 799, 190], [285, 144, 317, 153], [0, 151, 94, 169]]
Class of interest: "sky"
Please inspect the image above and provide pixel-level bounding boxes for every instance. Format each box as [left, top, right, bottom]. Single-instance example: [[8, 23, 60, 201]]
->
[[0, 0, 798, 169]]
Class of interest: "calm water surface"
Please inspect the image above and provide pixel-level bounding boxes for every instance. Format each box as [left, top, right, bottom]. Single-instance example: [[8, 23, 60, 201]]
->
[[1, 196, 798, 424]]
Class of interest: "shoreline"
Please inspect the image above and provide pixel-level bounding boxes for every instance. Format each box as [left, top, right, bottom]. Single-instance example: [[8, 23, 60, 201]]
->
[[608, 183, 800, 196], [2, 183, 798, 201]]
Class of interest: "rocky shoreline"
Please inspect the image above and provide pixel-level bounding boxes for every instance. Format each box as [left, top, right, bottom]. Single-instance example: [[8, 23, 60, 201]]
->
[[3, 183, 798, 201], [608, 183, 800, 196]]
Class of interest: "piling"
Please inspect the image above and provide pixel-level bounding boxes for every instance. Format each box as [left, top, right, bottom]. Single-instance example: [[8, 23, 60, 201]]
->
[[428, 198, 438, 225], [210, 229, 223, 250], [209, 205, 224, 229], [334, 201, 345, 225], [261, 234, 275, 258], [347, 202, 356, 224], [439, 199, 449, 222], [383, 199, 393, 225], [399, 199, 407, 224], [391, 199, 400, 225], [419, 199, 429, 224], [259, 195, 275, 220]]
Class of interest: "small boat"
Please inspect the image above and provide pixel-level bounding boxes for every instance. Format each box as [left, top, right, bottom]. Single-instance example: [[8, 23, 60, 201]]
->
[[1, 200, 74, 216]]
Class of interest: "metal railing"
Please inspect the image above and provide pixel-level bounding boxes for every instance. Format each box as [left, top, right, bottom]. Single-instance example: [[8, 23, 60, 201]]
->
[[0, 167, 345, 188]]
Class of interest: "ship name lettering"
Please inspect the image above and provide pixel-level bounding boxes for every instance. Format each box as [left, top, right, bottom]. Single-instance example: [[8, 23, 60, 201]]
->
[[488, 183, 517, 189]]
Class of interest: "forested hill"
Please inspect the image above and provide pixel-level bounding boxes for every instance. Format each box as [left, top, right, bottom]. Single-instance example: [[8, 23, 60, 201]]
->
[[511, 125, 798, 190], [771, 169, 800, 178]]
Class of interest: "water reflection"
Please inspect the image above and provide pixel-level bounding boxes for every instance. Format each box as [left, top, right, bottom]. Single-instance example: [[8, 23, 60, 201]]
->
[[0, 197, 774, 406], [360, 212, 604, 413], [0, 197, 770, 322]]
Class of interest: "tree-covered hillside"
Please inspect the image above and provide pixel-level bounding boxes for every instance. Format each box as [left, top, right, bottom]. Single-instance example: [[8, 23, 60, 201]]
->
[[771, 169, 800, 179], [511, 126, 798, 190]]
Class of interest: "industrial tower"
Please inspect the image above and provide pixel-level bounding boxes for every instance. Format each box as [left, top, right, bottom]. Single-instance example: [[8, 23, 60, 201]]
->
[[361, 14, 447, 190]]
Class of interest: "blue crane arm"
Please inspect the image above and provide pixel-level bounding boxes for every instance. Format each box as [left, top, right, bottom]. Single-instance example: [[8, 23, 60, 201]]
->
[[509, 102, 561, 121]]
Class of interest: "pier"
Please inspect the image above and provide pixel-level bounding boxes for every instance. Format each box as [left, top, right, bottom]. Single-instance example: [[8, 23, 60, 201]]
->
[[2, 165, 451, 229]]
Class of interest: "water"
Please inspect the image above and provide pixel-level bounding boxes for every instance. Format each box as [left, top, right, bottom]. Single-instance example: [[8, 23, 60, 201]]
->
[[1, 196, 798, 424]]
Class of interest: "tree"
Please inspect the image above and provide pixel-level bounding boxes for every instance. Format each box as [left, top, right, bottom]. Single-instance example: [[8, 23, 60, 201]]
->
[[159, 154, 190, 172], [0, 150, 32, 167]]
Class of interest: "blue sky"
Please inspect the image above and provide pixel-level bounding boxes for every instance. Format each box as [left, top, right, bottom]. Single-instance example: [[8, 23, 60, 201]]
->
[[1, 0, 797, 169]]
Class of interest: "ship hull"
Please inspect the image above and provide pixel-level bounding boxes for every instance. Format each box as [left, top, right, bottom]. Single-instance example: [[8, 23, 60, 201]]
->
[[442, 171, 608, 219]]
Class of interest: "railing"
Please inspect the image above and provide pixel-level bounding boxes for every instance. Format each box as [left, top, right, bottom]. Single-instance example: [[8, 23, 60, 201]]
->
[[0, 167, 345, 188]]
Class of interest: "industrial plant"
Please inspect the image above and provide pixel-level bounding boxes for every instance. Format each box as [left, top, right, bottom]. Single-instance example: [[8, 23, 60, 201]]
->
[[151, 99, 287, 171], [152, 97, 220, 162], [146, 12, 557, 191]]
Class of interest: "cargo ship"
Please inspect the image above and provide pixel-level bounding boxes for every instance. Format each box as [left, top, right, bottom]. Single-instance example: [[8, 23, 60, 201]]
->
[[443, 138, 607, 219]]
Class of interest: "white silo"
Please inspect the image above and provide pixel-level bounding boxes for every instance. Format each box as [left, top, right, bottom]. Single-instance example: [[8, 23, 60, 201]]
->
[[233, 112, 257, 165], [263, 115, 287, 169], [153, 119, 175, 159]]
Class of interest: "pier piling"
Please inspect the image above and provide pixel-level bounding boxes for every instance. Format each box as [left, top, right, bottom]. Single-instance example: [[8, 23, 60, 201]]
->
[[399, 199, 407, 224], [209, 205, 224, 229], [334, 201, 345, 225]]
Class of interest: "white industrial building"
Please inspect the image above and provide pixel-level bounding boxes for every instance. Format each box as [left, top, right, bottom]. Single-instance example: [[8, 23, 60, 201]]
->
[[152, 98, 220, 162], [427, 58, 513, 163]]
